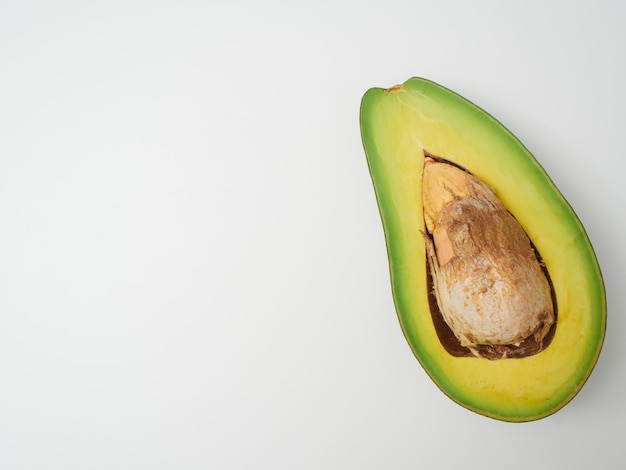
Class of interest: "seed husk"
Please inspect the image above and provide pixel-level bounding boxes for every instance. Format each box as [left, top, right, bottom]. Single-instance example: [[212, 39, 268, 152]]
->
[[422, 155, 556, 360]]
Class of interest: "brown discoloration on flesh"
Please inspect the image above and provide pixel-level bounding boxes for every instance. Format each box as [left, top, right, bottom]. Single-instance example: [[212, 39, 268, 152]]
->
[[422, 154, 557, 360]]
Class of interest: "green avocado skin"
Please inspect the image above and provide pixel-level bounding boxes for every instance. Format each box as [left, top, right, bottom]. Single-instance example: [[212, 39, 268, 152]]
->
[[360, 77, 606, 422]]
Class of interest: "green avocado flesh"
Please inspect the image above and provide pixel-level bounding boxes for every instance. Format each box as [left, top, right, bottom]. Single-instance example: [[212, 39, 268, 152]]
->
[[360, 77, 606, 422]]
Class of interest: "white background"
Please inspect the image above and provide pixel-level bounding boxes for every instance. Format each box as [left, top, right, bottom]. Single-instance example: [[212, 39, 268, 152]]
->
[[1, 1, 625, 468]]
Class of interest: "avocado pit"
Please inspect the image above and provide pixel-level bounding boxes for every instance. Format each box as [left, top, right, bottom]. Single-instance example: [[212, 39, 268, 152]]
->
[[422, 153, 557, 360]]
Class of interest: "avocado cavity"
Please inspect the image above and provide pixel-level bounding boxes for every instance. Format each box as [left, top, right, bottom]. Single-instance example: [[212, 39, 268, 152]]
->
[[422, 154, 556, 360]]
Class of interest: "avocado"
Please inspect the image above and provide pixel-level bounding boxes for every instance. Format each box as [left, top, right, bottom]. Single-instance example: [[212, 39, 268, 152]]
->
[[360, 77, 606, 422]]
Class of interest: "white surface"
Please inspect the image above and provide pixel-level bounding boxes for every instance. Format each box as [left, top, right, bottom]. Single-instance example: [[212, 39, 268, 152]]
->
[[1, 1, 624, 468]]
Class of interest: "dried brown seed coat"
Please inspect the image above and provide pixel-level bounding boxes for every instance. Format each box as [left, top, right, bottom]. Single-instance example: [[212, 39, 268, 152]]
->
[[422, 158, 554, 357]]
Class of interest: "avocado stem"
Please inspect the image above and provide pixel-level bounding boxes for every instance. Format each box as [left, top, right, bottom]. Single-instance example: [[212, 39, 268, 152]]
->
[[385, 84, 403, 93]]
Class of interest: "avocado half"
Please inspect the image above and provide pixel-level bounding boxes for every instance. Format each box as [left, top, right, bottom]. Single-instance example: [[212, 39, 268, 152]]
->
[[360, 77, 606, 422]]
